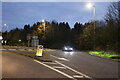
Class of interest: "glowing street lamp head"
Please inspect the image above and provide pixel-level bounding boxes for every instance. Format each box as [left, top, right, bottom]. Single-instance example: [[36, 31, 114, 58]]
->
[[86, 3, 93, 9], [42, 20, 45, 22], [4, 24, 7, 26], [19, 39, 21, 42]]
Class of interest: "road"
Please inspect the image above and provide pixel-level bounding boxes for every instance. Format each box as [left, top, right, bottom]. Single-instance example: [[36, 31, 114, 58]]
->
[[47, 50, 119, 78], [1, 49, 119, 80], [2, 51, 68, 78]]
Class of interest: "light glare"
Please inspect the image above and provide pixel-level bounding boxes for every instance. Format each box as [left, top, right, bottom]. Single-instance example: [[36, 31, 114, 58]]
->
[[70, 52, 74, 55], [4, 24, 7, 26], [42, 20, 45, 22], [64, 52, 69, 54], [86, 3, 93, 9], [64, 47, 68, 50], [70, 48, 73, 50]]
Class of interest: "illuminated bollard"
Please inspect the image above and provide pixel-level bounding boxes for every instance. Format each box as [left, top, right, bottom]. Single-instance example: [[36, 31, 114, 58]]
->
[[36, 45, 43, 57]]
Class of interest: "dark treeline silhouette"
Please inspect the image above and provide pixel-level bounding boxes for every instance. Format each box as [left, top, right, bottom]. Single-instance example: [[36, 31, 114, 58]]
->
[[2, 2, 120, 54]]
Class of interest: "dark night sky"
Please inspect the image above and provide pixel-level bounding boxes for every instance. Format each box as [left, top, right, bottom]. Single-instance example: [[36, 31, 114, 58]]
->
[[2, 2, 111, 31]]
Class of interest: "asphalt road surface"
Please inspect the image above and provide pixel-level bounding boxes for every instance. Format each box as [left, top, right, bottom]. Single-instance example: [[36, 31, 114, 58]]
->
[[2, 51, 68, 78], [47, 50, 119, 78], [1, 49, 120, 80]]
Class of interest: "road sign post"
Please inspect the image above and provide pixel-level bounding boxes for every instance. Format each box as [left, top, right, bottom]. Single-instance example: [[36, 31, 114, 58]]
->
[[27, 34, 31, 47]]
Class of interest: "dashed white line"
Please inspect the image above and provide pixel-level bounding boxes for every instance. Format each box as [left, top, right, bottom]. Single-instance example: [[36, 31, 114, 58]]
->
[[55, 61, 92, 79], [34, 59, 76, 80]]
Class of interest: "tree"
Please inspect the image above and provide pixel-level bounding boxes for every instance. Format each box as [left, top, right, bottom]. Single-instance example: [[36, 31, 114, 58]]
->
[[79, 22, 94, 50], [57, 22, 71, 46], [71, 22, 83, 49], [104, 2, 120, 53], [4, 28, 22, 45], [21, 24, 31, 43]]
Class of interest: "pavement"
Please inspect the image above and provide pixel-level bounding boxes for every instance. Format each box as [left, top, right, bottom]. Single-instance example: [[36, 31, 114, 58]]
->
[[1, 46, 120, 80]]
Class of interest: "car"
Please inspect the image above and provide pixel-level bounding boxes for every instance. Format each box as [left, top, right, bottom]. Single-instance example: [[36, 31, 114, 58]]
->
[[63, 46, 73, 51]]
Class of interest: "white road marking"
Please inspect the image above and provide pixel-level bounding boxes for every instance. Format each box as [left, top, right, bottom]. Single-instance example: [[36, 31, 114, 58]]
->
[[53, 66, 67, 69], [55, 61, 92, 79], [73, 75, 84, 78], [50, 55, 58, 59], [50, 55, 69, 61], [58, 58, 69, 61], [42, 62, 58, 64], [34, 59, 76, 80], [34, 60, 76, 79]]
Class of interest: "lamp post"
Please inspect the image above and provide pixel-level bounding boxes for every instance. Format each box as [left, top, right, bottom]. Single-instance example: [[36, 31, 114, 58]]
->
[[86, 2, 96, 51], [4, 24, 8, 45], [42, 20, 46, 40], [19, 39, 21, 42], [42, 20, 46, 33], [19, 39, 21, 46], [41, 20, 46, 46], [4, 24, 8, 31]]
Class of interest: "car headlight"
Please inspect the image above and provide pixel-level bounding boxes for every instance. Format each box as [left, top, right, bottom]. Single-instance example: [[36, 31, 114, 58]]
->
[[69, 48, 73, 50], [64, 47, 68, 50]]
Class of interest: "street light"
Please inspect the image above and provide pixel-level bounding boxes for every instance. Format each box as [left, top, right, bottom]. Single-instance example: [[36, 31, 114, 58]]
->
[[42, 20, 46, 32], [19, 39, 21, 46], [4, 24, 8, 31], [86, 2, 96, 51], [3, 24, 8, 45], [19, 39, 21, 42], [42, 20, 46, 38], [4, 24, 7, 26], [86, 3, 93, 9]]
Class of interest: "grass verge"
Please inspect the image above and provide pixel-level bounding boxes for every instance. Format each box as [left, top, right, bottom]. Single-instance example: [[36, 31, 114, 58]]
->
[[88, 51, 120, 61]]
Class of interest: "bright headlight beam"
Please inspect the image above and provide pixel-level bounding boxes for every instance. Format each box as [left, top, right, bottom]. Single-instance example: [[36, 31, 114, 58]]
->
[[64, 52, 69, 54], [64, 47, 68, 50], [70, 52, 74, 55], [69, 48, 73, 50]]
